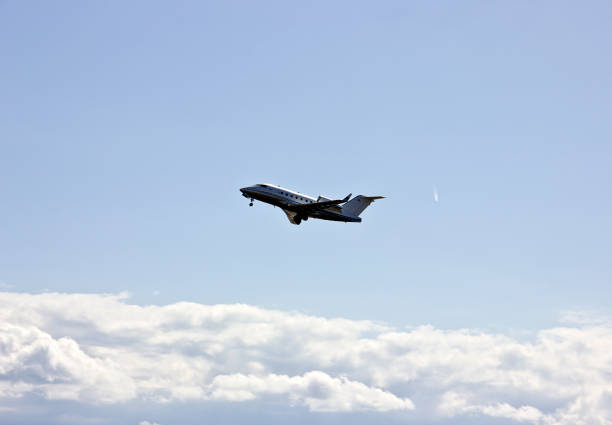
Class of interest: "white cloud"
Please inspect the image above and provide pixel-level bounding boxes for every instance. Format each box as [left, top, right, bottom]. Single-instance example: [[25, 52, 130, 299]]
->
[[0, 291, 611, 424], [439, 391, 551, 424], [139, 421, 160, 425], [209, 371, 414, 412]]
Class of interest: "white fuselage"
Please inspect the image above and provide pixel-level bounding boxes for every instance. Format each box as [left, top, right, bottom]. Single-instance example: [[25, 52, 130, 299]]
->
[[243, 184, 317, 205], [240, 183, 361, 223]]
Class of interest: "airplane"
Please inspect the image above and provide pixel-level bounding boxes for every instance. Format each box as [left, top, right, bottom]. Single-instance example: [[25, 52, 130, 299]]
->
[[240, 183, 384, 225]]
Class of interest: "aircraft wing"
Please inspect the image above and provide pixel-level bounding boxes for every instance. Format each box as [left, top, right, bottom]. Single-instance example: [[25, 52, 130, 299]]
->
[[285, 193, 351, 213]]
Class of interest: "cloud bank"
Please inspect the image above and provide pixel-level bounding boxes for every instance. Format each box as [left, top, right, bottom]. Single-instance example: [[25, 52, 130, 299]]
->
[[0, 292, 610, 424]]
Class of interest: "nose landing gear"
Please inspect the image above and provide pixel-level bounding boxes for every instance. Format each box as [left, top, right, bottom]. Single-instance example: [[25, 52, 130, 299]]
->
[[249, 198, 254, 207]]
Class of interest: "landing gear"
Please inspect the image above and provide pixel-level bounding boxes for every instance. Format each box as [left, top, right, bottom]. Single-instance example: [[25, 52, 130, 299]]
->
[[249, 198, 254, 207], [295, 216, 302, 225]]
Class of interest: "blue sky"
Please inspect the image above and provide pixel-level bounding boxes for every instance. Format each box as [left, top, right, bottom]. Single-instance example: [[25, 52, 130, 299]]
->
[[1, 2, 611, 424]]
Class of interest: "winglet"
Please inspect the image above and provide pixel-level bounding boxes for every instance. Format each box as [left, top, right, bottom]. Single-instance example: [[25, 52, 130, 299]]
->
[[342, 193, 352, 203]]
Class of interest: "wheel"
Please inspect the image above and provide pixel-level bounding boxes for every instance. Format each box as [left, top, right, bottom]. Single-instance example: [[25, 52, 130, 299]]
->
[[295, 217, 302, 225], [249, 202, 253, 207]]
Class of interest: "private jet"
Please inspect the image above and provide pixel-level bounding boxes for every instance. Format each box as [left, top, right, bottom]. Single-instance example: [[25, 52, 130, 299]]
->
[[240, 184, 384, 225]]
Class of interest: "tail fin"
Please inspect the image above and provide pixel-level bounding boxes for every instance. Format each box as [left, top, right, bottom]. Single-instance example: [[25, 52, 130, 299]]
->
[[342, 195, 384, 218]]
